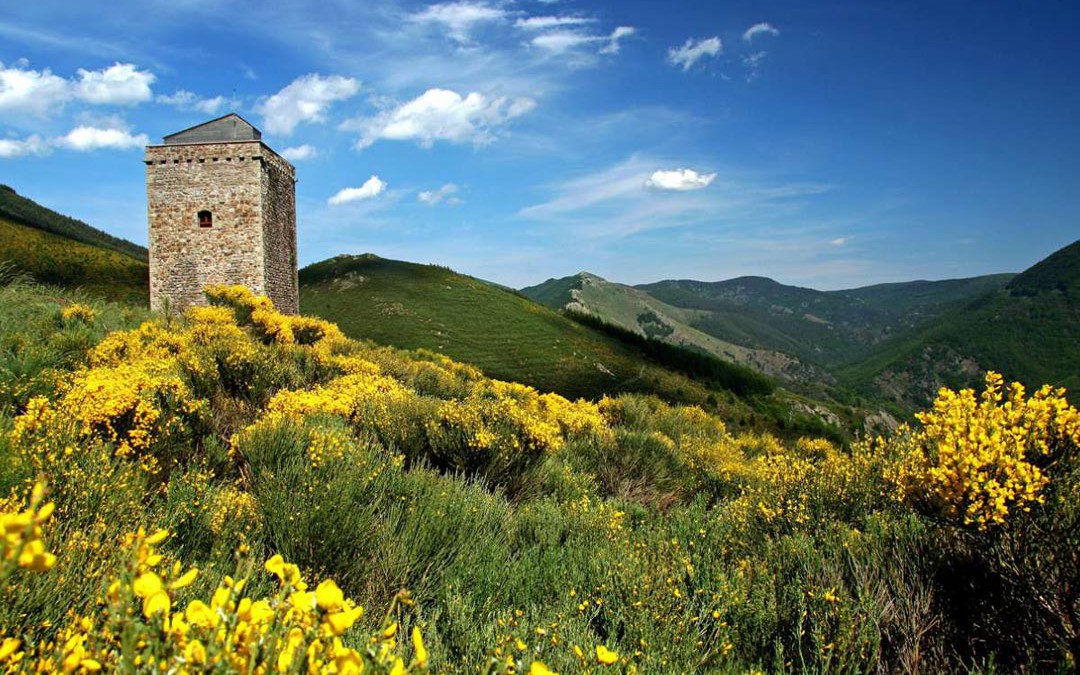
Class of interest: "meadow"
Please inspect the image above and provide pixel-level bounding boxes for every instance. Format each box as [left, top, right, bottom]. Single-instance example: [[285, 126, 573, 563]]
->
[[1, 274, 1078, 673]]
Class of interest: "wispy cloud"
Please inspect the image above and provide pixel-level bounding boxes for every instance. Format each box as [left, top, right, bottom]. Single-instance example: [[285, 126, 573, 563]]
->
[[345, 88, 535, 149], [157, 89, 237, 115], [418, 183, 461, 205], [514, 16, 593, 31], [530, 25, 635, 57], [742, 22, 779, 43], [667, 36, 722, 71], [409, 2, 507, 43], [520, 155, 831, 239]]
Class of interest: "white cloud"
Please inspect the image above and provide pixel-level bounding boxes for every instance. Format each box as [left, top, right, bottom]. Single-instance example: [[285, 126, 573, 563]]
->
[[531, 30, 594, 53], [514, 16, 593, 30], [645, 168, 716, 191], [348, 88, 535, 149], [418, 183, 460, 205], [156, 89, 196, 107], [0, 61, 71, 117], [531, 25, 634, 56], [831, 237, 849, 246], [157, 90, 235, 115], [667, 36, 722, 71], [195, 95, 230, 115], [74, 63, 155, 105], [329, 175, 386, 205], [1, 60, 158, 118], [0, 134, 48, 158], [257, 73, 360, 135], [53, 125, 148, 151], [409, 2, 507, 43], [599, 26, 635, 54], [742, 22, 779, 43], [280, 144, 318, 161]]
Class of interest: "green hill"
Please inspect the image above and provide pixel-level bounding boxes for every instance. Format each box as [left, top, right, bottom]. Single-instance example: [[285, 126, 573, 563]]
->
[[0, 184, 147, 261], [300, 254, 745, 405], [521, 272, 830, 386], [0, 217, 148, 303], [0, 185, 148, 303], [843, 239, 1080, 408]]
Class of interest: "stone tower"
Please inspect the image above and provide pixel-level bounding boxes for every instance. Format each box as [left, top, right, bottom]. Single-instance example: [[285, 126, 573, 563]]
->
[[145, 113, 298, 314]]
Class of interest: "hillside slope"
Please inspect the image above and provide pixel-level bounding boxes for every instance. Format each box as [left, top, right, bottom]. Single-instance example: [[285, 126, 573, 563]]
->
[[637, 274, 1014, 368], [0, 217, 148, 303], [521, 272, 828, 385], [0, 184, 147, 261], [846, 239, 1080, 407], [300, 254, 739, 405]]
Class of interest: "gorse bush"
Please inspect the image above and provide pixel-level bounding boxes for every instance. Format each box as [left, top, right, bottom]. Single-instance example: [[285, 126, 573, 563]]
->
[[1, 283, 1078, 672]]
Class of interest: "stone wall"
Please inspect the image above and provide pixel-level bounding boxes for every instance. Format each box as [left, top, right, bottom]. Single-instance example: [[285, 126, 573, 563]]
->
[[260, 149, 298, 314], [145, 141, 297, 314]]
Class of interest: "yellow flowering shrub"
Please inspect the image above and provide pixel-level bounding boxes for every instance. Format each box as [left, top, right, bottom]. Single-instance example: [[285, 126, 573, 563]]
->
[[11, 359, 202, 472], [60, 303, 96, 325], [890, 372, 1080, 529], [208, 485, 263, 537], [0, 524, 430, 674], [206, 284, 346, 347], [0, 481, 56, 578]]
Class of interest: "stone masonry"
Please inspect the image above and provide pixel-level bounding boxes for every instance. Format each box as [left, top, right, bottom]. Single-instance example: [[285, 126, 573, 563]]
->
[[145, 114, 298, 314]]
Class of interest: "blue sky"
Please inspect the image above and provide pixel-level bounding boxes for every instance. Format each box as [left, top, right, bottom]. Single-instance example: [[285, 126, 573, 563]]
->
[[1, 0, 1078, 289]]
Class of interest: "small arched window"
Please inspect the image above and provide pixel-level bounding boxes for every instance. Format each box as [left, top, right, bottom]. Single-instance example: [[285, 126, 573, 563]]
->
[[197, 210, 213, 228]]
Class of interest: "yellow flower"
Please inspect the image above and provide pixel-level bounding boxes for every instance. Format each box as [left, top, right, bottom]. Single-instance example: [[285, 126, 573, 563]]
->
[[315, 579, 344, 612], [290, 591, 315, 613], [170, 568, 199, 590], [530, 662, 557, 675], [412, 626, 428, 667], [145, 529, 169, 546], [324, 607, 363, 636], [133, 572, 164, 599], [0, 638, 21, 662], [143, 590, 171, 618], [185, 640, 207, 665], [265, 554, 286, 581], [80, 658, 103, 672], [596, 645, 619, 665], [17, 539, 57, 572]]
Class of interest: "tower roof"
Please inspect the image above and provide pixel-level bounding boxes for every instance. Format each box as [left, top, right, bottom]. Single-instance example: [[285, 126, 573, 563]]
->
[[162, 113, 262, 144]]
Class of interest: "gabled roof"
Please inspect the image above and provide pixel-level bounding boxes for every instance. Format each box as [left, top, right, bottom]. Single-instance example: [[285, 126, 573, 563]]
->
[[162, 113, 262, 144]]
